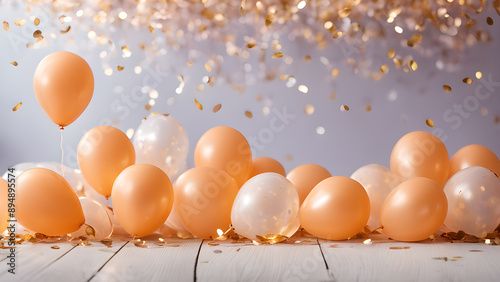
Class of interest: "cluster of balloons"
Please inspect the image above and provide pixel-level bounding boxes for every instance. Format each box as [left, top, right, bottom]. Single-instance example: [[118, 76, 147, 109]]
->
[[3, 52, 500, 243]]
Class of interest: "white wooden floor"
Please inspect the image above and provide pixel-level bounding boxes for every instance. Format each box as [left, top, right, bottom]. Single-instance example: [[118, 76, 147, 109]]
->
[[1, 232, 499, 282]]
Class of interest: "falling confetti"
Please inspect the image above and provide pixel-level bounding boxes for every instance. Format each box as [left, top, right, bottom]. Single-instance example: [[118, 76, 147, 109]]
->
[[3, 21, 9, 31], [60, 26, 71, 34], [387, 48, 395, 58], [380, 64, 389, 73], [213, 104, 222, 113], [331, 69, 339, 77], [443, 85, 452, 93], [463, 77, 473, 84], [304, 104, 315, 115], [475, 71, 482, 79], [272, 52, 283, 58], [340, 105, 350, 111], [14, 18, 25, 26], [12, 102, 22, 111], [148, 25, 154, 33], [33, 30, 42, 38], [366, 105, 372, 112], [117, 65, 124, 71], [409, 60, 418, 71], [304, 55, 311, 62], [298, 85, 308, 93], [245, 111, 253, 118], [486, 17, 493, 25], [51, 246, 60, 250], [426, 119, 435, 127], [10, 61, 18, 66], [205, 63, 212, 72], [34, 18, 40, 26], [195, 99, 203, 110]]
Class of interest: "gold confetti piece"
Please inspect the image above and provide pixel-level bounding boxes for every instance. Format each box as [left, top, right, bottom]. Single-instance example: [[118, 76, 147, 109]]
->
[[332, 68, 339, 77], [245, 111, 253, 118], [340, 105, 350, 111], [475, 71, 482, 79], [134, 242, 148, 248], [117, 65, 124, 71], [247, 42, 256, 48], [148, 25, 154, 33], [121, 45, 131, 57], [3, 21, 9, 31], [195, 99, 203, 111], [187, 61, 194, 66], [145, 104, 152, 111], [330, 92, 337, 100], [487, 17, 493, 25], [388, 48, 395, 58], [35, 36, 44, 44], [443, 85, 452, 93], [272, 52, 283, 58], [205, 63, 212, 72], [338, 7, 351, 18], [101, 239, 112, 248], [60, 26, 71, 34], [426, 119, 435, 127], [285, 154, 293, 161], [481, 107, 488, 116], [85, 225, 96, 237], [51, 246, 60, 249], [10, 61, 18, 66], [213, 104, 222, 113], [14, 18, 26, 26], [240, 7, 246, 15], [409, 60, 418, 71], [33, 30, 42, 38], [495, 0, 500, 16], [34, 18, 40, 26], [304, 55, 311, 62], [265, 14, 273, 27], [380, 64, 389, 73], [494, 115, 500, 124], [366, 105, 372, 112], [463, 77, 473, 84], [12, 102, 22, 111], [304, 104, 315, 115], [279, 74, 289, 81], [298, 85, 308, 93]]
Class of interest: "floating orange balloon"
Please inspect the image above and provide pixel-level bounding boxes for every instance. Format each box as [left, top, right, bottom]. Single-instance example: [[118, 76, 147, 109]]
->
[[300, 176, 370, 240], [249, 157, 286, 178], [449, 144, 500, 178], [390, 131, 449, 186], [16, 168, 85, 236], [287, 164, 331, 205], [112, 164, 174, 237], [33, 51, 94, 128], [380, 177, 447, 242], [78, 126, 135, 198], [194, 126, 252, 186], [1, 178, 9, 233], [174, 167, 239, 239]]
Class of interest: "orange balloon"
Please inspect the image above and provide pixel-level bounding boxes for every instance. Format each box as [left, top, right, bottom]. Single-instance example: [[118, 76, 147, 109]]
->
[[33, 51, 94, 128], [300, 176, 370, 240], [287, 164, 331, 205], [78, 126, 135, 197], [250, 157, 286, 178], [1, 178, 9, 233], [390, 131, 450, 186], [16, 168, 85, 236], [449, 144, 500, 178], [194, 126, 252, 186], [380, 177, 447, 242], [112, 164, 174, 237], [174, 167, 239, 239]]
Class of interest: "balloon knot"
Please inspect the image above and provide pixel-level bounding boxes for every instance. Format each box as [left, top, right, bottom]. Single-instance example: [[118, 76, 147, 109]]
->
[[59, 126, 64, 130]]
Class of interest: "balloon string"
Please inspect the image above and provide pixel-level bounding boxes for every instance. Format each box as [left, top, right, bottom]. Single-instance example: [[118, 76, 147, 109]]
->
[[60, 129, 66, 177]]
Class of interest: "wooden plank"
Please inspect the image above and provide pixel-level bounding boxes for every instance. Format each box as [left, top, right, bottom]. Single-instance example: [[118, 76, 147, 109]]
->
[[319, 236, 500, 282], [196, 236, 331, 282], [90, 237, 203, 282], [30, 240, 128, 282], [0, 242, 76, 281]]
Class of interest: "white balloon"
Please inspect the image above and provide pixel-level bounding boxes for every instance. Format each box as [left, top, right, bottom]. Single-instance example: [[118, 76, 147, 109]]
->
[[70, 197, 113, 239], [443, 166, 500, 237], [351, 164, 403, 229], [231, 173, 300, 240], [133, 114, 189, 180]]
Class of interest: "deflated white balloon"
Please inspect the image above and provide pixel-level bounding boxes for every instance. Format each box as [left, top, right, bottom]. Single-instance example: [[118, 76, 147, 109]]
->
[[231, 173, 300, 240], [71, 197, 113, 239], [351, 164, 403, 229], [133, 114, 189, 180], [443, 166, 500, 237]]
